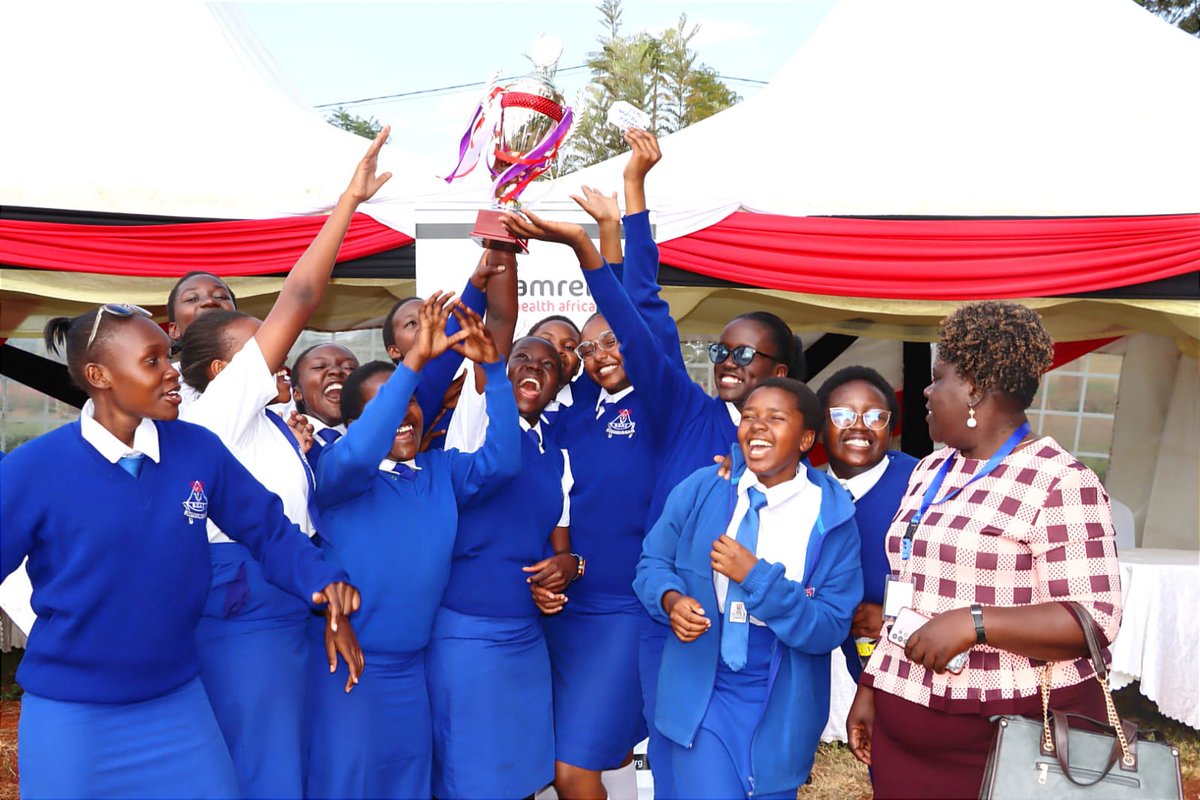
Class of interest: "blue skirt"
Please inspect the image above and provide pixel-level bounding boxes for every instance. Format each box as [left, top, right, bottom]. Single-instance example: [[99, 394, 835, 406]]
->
[[669, 624, 795, 800], [426, 606, 554, 798], [196, 543, 310, 799], [19, 677, 238, 799], [307, 649, 430, 799], [639, 615, 675, 798], [543, 603, 647, 770]]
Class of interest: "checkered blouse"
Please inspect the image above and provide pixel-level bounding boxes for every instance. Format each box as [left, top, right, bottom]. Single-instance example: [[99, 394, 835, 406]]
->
[[862, 437, 1122, 713]]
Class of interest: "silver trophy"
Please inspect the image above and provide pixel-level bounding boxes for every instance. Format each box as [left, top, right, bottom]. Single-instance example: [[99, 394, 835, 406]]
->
[[446, 36, 574, 252]]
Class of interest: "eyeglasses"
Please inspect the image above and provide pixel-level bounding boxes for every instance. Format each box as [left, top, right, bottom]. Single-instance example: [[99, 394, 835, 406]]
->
[[575, 330, 619, 361], [827, 407, 892, 431], [86, 303, 153, 350], [707, 342, 782, 368]]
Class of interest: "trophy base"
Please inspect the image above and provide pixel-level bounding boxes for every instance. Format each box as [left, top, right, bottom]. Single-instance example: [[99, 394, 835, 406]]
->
[[471, 209, 528, 254]]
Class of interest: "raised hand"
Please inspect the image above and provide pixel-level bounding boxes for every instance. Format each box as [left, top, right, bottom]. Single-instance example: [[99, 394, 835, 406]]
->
[[471, 248, 515, 292], [343, 126, 394, 205], [287, 411, 315, 455], [404, 292, 469, 373], [450, 304, 500, 365], [570, 185, 621, 226], [499, 209, 588, 248], [623, 127, 662, 182]]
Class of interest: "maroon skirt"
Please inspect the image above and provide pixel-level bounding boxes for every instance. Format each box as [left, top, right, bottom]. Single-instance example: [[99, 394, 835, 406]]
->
[[871, 681, 1106, 799]]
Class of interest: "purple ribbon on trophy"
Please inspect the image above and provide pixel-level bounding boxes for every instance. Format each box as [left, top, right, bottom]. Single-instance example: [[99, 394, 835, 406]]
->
[[444, 37, 574, 252]]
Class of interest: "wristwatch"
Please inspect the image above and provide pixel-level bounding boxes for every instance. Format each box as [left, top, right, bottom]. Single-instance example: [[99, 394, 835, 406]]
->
[[970, 603, 987, 644], [571, 553, 586, 580]]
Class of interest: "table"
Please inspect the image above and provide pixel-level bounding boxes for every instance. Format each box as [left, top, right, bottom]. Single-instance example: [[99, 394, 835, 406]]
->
[[1109, 547, 1200, 730]]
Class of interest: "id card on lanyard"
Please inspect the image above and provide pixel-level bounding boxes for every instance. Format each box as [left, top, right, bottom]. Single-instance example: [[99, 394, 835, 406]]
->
[[883, 422, 1031, 620]]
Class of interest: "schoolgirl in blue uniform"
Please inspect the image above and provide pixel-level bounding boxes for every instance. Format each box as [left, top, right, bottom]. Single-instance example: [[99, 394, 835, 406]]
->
[[426, 333, 570, 799], [817, 366, 918, 681], [380, 250, 501, 449], [501, 168, 804, 796], [289, 342, 359, 468], [176, 129, 389, 797], [634, 379, 863, 799], [307, 296, 520, 798], [0, 306, 358, 799]]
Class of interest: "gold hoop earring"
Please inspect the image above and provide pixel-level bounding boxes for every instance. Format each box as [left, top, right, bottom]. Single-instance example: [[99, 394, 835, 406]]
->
[[966, 406, 978, 429]]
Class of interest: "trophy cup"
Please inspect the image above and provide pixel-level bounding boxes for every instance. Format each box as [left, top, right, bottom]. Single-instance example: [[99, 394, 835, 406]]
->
[[444, 36, 574, 253]]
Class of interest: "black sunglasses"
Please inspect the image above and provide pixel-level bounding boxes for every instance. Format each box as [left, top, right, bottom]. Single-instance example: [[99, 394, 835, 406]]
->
[[707, 342, 782, 368]]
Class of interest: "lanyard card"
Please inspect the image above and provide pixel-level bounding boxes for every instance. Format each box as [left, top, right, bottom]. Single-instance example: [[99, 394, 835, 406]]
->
[[882, 577, 915, 620]]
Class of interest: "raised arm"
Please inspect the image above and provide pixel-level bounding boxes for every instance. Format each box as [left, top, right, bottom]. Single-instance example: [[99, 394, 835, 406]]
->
[[254, 129, 393, 371], [622, 129, 681, 360], [474, 248, 519, 393], [500, 210, 707, 439]]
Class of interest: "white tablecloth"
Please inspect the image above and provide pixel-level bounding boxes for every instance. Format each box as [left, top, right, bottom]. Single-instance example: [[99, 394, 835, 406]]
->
[[1109, 547, 1200, 730]]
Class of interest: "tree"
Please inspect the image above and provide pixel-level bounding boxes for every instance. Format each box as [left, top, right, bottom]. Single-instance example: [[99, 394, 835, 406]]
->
[[561, 1, 740, 172], [1133, 0, 1200, 36], [325, 107, 385, 140]]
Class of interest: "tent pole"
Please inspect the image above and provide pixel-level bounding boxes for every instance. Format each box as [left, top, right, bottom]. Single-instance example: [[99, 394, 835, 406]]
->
[[901, 341, 933, 458]]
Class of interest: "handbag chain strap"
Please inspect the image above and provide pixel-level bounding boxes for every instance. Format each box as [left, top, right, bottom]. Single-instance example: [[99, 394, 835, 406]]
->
[[1054, 601, 1135, 767]]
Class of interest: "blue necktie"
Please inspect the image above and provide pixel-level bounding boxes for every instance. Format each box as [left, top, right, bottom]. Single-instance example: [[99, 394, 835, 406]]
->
[[525, 426, 543, 453], [117, 453, 145, 478], [317, 428, 342, 446], [390, 462, 417, 481], [721, 487, 769, 672]]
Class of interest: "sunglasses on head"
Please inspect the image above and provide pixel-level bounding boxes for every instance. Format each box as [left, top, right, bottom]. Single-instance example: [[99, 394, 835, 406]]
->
[[575, 330, 619, 360], [707, 342, 782, 368], [86, 303, 154, 350], [827, 407, 892, 431]]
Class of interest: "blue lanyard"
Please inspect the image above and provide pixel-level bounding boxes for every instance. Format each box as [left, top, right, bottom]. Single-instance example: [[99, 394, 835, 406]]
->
[[263, 409, 322, 532], [900, 422, 1030, 560]]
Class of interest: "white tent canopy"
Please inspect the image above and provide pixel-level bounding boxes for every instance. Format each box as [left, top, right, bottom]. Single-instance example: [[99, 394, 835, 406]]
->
[[0, 2, 439, 232], [422, 0, 1200, 242]]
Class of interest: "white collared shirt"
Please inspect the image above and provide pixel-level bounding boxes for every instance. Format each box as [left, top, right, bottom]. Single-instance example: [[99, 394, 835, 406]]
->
[[310, 417, 347, 448], [595, 385, 634, 418], [174, 361, 201, 413], [715, 464, 822, 626], [181, 337, 316, 542], [79, 399, 161, 464], [834, 455, 890, 502], [378, 458, 421, 473], [726, 402, 742, 426]]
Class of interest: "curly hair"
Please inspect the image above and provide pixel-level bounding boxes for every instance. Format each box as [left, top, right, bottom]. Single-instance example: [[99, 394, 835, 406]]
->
[[936, 301, 1054, 408]]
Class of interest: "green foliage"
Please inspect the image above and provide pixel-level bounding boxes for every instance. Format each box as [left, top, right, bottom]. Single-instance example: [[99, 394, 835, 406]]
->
[[1133, 0, 1200, 35], [325, 107, 385, 140], [562, 0, 740, 172]]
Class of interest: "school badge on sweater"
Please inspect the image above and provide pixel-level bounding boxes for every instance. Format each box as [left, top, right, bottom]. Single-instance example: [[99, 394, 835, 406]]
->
[[182, 480, 209, 524], [604, 409, 636, 439]]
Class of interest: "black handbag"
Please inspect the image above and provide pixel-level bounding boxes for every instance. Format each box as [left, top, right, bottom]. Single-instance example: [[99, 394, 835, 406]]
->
[[979, 601, 1183, 799]]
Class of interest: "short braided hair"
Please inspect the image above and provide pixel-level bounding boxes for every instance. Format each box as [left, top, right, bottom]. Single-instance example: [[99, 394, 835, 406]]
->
[[937, 301, 1054, 408]]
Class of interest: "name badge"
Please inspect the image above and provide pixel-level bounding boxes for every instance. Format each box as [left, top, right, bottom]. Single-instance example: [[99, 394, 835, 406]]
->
[[729, 601, 748, 624], [882, 577, 915, 620]]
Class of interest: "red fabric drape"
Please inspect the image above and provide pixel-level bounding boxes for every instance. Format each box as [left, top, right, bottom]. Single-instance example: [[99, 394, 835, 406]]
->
[[659, 213, 1200, 299], [0, 213, 413, 277]]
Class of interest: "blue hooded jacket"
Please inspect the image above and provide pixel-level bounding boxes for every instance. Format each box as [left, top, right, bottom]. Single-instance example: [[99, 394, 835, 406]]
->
[[634, 449, 862, 795]]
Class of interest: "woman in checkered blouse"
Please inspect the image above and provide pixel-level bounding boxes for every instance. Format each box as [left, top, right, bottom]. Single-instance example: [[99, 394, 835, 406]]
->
[[845, 301, 1122, 799]]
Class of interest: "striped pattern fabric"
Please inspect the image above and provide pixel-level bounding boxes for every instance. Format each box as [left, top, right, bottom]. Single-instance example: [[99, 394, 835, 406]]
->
[[863, 437, 1122, 712]]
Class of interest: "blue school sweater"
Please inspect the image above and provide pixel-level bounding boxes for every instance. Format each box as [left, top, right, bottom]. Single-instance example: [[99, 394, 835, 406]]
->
[[0, 420, 345, 704], [838, 450, 918, 680], [633, 453, 862, 795], [557, 387, 657, 612], [441, 424, 565, 620], [315, 359, 519, 653], [415, 280, 488, 449], [582, 262, 738, 525]]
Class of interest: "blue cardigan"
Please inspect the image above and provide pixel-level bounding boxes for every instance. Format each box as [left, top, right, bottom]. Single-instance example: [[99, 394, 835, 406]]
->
[[633, 453, 862, 794]]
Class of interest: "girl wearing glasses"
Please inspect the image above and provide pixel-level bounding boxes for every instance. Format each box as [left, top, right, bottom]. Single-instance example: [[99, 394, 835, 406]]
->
[[174, 130, 390, 798], [816, 367, 917, 682], [501, 200, 803, 800], [1, 304, 357, 798]]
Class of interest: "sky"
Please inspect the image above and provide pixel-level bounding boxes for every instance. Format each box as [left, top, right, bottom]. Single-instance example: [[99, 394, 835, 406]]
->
[[234, 0, 837, 165]]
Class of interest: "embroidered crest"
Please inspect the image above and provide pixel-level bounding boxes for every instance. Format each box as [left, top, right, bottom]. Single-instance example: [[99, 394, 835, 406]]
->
[[805, 587, 815, 598], [182, 480, 209, 524], [605, 408, 636, 439]]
